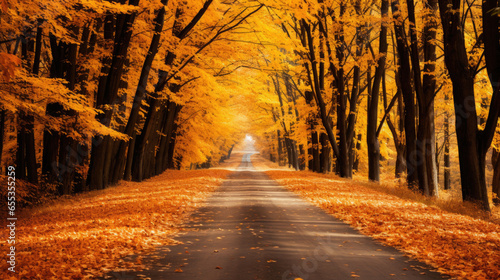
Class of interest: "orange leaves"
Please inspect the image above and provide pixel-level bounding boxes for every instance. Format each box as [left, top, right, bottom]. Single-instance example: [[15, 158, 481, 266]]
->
[[0, 169, 230, 279], [0, 52, 20, 82], [0, 0, 8, 13], [268, 171, 500, 280]]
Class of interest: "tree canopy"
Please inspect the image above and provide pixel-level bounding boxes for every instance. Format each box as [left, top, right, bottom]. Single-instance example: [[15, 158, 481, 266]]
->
[[1, 0, 499, 210]]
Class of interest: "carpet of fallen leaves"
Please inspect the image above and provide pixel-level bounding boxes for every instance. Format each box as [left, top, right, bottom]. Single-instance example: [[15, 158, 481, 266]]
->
[[0, 169, 230, 280], [267, 171, 500, 280]]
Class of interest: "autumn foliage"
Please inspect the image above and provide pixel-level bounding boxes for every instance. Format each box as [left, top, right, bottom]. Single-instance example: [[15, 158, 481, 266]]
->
[[267, 170, 500, 280], [0, 169, 229, 279], [0, 0, 500, 277]]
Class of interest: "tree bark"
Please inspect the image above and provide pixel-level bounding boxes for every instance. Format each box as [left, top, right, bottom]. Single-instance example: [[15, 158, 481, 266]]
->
[[406, 0, 429, 194], [493, 149, 500, 205], [17, 27, 42, 185], [311, 130, 320, 172], [443, 108, 451, 190], [16, 117, 26, 181], [332, 4, 351, 178], [392, 0, 419, 187], [88, 0, 140, 189], [58, 38, 79, 195], [367, 0, 388, 182], [438, 0, 497, 210], [277, 130, 284, 166], [112, 2, 167, 183], [302, 20, 341, 173], [418, 0, 439, 196], [0, 110, 4, 170], [320, 133, 331, 173]]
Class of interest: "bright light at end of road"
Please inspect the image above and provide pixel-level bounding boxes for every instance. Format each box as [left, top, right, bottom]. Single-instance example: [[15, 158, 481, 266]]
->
[[245, 134, 254, 142]]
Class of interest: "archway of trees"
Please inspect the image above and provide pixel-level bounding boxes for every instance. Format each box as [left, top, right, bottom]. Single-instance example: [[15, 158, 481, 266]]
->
[[1, 0, 499, 210]]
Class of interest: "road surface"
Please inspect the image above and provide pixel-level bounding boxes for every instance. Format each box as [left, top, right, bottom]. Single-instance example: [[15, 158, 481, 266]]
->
[[105, 152, 445, 280]]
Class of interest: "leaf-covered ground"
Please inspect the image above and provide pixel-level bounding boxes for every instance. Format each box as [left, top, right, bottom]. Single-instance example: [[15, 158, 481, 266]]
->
[[266, 170, 500, 280], [0, 169, 230, 280]]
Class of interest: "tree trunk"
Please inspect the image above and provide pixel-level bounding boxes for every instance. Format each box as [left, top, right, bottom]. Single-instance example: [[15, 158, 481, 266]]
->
[[303, 20, 341, 173], [132, 93, 161, 181], [438, 0, 495, 210], [112, 2, 167, 183], [350, 1, 364, 176], [167, 128, 178, 169], [392, 0, 418, 187], [298, 144, 306, 170], [155, 108, 170, 175], [124, 134, 136, 181], [320, 133, 331, 173], [305, 89, 319, 172], [418, 0, 439, 196], [161, 104, 182, 171], [367, 0, 388, 182], [292, 139, 299, 170], [493, 150, 500, 205], [406, 0, 429, 194], [17, 27, 41, 185], [277, 130, 284, 166], [443, 111, 451, 190], [311, 130, 320, 172], [353, 134, 362, 172], [88, 0, 140, 189], [58, 38, 79, 194], [16, 118, 26, 181], [0, 110, 4, 169], [333, 5, 351, 178]]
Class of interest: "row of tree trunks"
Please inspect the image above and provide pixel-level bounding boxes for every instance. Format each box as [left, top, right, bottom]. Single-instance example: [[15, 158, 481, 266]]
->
[[272, 73, 298, 170], [111, 2, 167, 183], [302, 19, 340, 175], [127, 0, 214, 181], [87, 0, 141, 190], [16, 25, 42, 185]]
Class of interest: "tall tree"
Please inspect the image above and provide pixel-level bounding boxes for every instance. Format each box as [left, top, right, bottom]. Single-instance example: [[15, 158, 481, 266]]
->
[[87, 0, 141, 189], [438, 0, 500, 210], [392, 0, 419, 187], [366, 0, 389, 181], [111, 0, 168, 183]]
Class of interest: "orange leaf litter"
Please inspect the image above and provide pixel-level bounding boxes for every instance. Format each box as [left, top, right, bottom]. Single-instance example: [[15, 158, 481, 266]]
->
[[0, 169, 230, 279], [267, 170, 500, 280]]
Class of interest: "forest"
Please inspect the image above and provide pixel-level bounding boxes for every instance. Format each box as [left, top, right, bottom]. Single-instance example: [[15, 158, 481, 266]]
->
[[0, 0, 499, 212]]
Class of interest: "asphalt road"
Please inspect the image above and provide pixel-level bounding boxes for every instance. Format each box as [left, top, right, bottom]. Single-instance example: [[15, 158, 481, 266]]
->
[[105, 153, 446, 280]]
